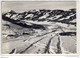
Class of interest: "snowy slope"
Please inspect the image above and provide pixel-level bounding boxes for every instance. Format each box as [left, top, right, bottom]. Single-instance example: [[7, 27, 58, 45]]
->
[[2, 9, 76, 54]]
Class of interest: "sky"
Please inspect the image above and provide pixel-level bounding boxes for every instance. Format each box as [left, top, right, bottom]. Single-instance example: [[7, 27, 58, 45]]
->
[[2, 1, 76, 13]]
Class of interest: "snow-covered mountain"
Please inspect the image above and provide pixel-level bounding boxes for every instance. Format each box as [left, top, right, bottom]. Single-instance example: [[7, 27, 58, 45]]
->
[[2, 9, 76, 54], [3, 9, 76, 25]]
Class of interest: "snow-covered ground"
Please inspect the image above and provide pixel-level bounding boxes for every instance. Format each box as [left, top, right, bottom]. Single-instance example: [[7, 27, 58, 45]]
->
[[2, 9, 76, 54]]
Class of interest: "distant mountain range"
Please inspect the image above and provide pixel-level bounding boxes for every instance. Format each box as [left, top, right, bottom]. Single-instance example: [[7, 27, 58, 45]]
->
[[2, 9, 76, 30]]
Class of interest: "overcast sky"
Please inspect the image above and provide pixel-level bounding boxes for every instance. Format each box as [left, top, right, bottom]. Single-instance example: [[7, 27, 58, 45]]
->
[[2, 1, 76, 13]]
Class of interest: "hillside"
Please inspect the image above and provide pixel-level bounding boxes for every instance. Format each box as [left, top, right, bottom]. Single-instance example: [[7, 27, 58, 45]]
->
[[2, 9, 76, 54]]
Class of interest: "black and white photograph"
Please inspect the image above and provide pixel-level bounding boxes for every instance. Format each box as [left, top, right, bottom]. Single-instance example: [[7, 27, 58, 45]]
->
[[1, 1, 77, 54]]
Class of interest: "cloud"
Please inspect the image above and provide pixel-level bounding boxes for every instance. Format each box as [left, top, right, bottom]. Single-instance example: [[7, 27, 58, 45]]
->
[[2, 1, 76, 13]]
